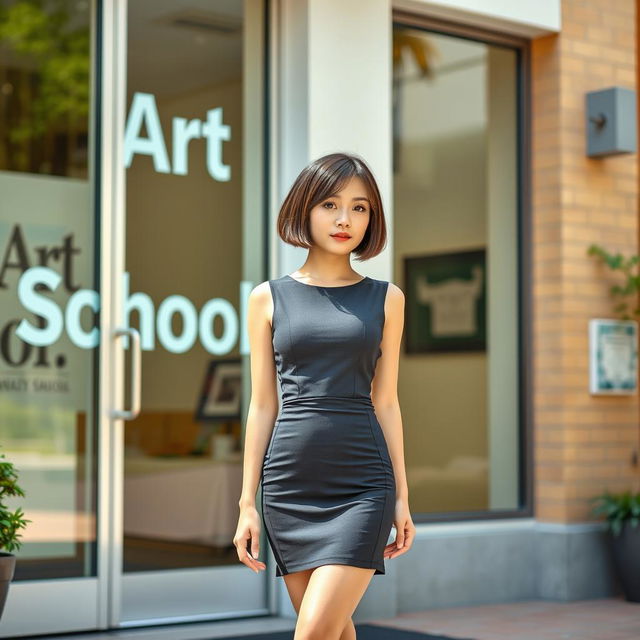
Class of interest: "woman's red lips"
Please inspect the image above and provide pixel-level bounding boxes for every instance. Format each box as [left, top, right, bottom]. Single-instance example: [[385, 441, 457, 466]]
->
[[331, 233, 351, 238]]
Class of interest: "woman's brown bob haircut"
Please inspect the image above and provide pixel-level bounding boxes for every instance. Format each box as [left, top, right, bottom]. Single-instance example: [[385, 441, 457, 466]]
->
[[277, 152, 387, 261]]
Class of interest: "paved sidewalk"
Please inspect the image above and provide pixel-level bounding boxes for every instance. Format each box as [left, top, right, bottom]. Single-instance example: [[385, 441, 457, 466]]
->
[[17, 597, 640, 639], [367, 597, 640, 640]]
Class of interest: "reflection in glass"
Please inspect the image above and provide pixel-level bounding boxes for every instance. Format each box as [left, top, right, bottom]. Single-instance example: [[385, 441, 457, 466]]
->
[[0, 0, 96, 580]]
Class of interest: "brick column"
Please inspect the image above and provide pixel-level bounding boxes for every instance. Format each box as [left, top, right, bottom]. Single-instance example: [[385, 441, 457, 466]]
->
[[531, 0, 639, 522]]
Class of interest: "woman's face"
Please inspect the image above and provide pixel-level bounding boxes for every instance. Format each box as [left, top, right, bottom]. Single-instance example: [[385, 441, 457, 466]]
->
[[308, 176, 371, 254]]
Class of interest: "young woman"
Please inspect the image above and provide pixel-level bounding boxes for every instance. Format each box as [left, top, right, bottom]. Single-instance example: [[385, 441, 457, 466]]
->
[[233, 152, 414, 640]]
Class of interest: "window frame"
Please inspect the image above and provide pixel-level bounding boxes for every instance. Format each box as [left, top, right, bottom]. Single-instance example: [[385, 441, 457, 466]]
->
[[391, 9, 533, 524]]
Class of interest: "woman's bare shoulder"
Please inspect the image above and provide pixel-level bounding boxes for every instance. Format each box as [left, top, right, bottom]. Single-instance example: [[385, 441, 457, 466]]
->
[[383, 281, 405, 302], [246, 280, 273, 313], [249, 279, 272, 297]]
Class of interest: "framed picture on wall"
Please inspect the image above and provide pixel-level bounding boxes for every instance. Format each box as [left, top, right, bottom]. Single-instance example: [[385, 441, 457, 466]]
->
[[404, 248, 487, 354], [589, 318, 638, 395], [195, 358, 243, 421]]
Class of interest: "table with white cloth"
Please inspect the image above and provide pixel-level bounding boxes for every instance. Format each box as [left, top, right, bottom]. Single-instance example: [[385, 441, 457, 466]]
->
[[123, 453, 243, 546]]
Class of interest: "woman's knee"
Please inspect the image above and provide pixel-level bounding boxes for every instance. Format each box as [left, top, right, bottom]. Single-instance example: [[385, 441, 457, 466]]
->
[[294, 614, 345, 640]]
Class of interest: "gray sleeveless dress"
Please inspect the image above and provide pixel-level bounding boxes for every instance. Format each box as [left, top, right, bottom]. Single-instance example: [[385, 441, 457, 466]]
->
[[260, 274, 396, 577]]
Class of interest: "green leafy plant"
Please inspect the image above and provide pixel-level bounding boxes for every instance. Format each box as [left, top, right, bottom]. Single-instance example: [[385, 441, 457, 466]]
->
[[0, 451, 31, 553], [589, 490, 640, 537], [587, 244, 640, 320], [0, 0, 90, 149]]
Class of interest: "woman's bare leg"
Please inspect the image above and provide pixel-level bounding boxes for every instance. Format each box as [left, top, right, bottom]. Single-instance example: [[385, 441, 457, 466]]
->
[[283, 568, 314, 613], [283, 567, 357, 639], [338, 618, 356, 640], [293, 564, 375, 640]]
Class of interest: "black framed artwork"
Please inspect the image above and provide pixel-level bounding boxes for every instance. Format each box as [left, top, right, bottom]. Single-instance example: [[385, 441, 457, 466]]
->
[[194, 358, 242, 422], [403, 248, 487, 354]]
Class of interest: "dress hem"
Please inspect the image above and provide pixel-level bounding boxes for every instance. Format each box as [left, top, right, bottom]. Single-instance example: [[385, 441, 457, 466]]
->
[[275, 555, 385, 577]]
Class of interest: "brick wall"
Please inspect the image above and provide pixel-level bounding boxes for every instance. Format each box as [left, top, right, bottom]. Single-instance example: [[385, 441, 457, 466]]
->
[[531, 0, 639, 522]]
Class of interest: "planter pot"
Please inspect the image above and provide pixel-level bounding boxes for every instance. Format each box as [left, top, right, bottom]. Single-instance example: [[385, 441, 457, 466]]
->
[[0, 552, 16, 620], [609, 520, 640, 602]]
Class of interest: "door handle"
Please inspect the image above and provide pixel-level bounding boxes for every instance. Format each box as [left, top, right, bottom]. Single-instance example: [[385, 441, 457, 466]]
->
[[112, 327, 141, 420]]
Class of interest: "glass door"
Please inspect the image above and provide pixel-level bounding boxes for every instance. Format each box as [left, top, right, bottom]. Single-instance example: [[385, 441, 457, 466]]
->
[[0, 0, 271, 635], [0, 0, 101, 636], [112, 0, 270, 627]]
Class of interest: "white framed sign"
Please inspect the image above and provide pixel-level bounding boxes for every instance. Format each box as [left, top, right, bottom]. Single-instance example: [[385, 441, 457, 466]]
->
[[589, 318, 638, 395]]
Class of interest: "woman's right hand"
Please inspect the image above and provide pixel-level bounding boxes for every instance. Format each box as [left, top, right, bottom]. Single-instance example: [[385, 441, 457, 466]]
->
[[233, 505, 267, 574]]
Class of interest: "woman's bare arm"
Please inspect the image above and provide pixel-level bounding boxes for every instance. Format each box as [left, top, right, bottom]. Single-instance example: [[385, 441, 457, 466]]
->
[[370, 282, 408, 501], [233, 281, 278, 573], [371, 282, 414, 558], [238, 281, 279, 509]]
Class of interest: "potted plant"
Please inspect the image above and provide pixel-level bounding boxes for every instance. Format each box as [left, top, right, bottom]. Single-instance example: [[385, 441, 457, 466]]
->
[[589, 490, 640, 602], [0, 450, 31, 621]]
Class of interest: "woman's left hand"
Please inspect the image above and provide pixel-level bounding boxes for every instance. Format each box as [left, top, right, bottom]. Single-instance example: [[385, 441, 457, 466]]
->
[[383, 497, 415, 560]]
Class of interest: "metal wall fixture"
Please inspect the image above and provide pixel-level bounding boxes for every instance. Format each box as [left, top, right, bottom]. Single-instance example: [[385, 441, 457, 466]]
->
[[585, 86, 637, 157]]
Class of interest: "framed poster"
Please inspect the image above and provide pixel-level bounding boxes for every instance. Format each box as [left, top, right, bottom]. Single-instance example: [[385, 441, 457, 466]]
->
[[404, 248, 486, 354], [589, 319, 638, 395], [194, 358, 243, 421]]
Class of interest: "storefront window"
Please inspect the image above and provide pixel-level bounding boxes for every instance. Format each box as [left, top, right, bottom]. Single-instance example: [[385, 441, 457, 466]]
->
[[0, 0, 96, 579], [392, 23, 522, 517]]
